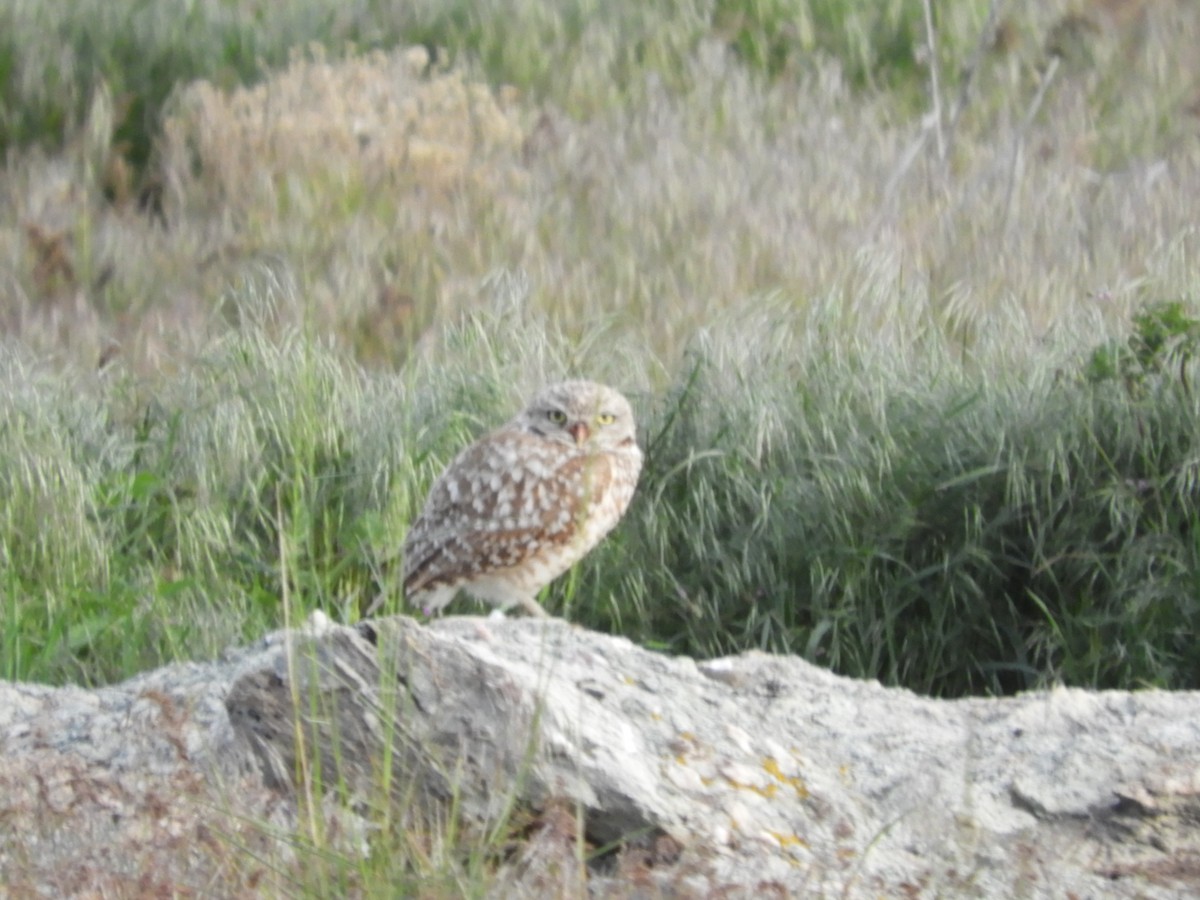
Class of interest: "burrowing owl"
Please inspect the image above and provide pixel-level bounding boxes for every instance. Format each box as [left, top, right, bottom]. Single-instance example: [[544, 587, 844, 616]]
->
[[400, 380, 642, 617]]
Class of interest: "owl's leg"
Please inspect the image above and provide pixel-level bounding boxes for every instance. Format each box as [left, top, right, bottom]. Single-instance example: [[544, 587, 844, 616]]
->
[[362, 591, 388, 617], [412, 585, 456, 617], [517, 595, 550, 617]]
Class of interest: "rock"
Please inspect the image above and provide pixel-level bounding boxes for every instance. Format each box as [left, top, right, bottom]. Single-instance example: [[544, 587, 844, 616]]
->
[[2, 614, 1199, 897]]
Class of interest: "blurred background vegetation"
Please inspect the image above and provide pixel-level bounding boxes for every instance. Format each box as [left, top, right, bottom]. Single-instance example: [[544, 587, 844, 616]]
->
[[2, 0, 1200, 699]]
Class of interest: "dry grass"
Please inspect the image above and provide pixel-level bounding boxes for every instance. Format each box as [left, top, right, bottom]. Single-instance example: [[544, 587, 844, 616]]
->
[[0, 0, 1199, 784], [1, 0, 1197, 376]]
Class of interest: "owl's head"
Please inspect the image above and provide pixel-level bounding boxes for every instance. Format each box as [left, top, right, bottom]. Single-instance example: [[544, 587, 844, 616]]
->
[[519, 380, 638, 450]]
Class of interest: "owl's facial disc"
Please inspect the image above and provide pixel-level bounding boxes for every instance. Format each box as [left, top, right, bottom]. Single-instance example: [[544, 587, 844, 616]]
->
[[523, 381, 638, 448]]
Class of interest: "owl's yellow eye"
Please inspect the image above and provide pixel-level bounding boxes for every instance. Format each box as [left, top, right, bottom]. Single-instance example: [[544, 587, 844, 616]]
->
[[596, 412, 616, 426], [547, 409, 568, 425]]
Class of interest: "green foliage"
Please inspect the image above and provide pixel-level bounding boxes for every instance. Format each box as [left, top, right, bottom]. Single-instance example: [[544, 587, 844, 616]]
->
[[8, 296, 1200, 696], [0, 0, 1000, 177], [562, 311, 1200, 697], [4, 1, 1200, 704], [0, 328, 395, 684], [1085, 300, 1200, 391], [0, 0, 390, 175], [716, 0, 913, 84], [712, 0, 993, 96]]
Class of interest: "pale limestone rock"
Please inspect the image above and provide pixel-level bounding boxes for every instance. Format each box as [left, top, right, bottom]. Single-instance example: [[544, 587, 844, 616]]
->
[[2, 615, 1198, 897]]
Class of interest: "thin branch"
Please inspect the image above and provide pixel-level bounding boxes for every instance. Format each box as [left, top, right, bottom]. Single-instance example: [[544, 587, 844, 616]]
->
[[874, 0, 1007, 231], [945, 0, 1009, 162], [1003, 55, 1061, 233], [920, 0, 946, 163]]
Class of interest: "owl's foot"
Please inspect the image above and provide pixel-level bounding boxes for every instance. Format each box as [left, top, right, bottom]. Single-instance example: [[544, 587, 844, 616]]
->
[[518, 596, 551, 617]]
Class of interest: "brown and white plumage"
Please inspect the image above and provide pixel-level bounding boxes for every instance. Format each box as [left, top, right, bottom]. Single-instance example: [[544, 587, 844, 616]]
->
[[401, 380, 642, 616]]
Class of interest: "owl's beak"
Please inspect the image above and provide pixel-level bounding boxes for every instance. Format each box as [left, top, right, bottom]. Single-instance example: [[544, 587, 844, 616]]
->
[[568, 421, 590, 445]]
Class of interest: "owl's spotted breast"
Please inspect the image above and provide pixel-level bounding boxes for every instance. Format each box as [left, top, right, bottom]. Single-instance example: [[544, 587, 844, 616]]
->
[[403, 433, 618, 593]]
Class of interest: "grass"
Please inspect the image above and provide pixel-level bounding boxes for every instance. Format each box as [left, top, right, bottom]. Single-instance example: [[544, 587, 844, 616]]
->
[[4, 289, 1200, 697], [2, 0, 1198, 665], [3, 0, 1200, 891], [5, 2, 1197, 369], [0, 0, 999, 172], [0, 0, 1197, 692]]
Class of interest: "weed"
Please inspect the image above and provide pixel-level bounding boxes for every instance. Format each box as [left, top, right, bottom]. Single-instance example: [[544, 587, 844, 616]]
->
[[1086, 300, 1200, 392]]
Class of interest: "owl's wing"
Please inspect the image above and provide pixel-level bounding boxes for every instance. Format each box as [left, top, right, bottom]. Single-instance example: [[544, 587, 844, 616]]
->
[[402, 433, 613, 595]]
